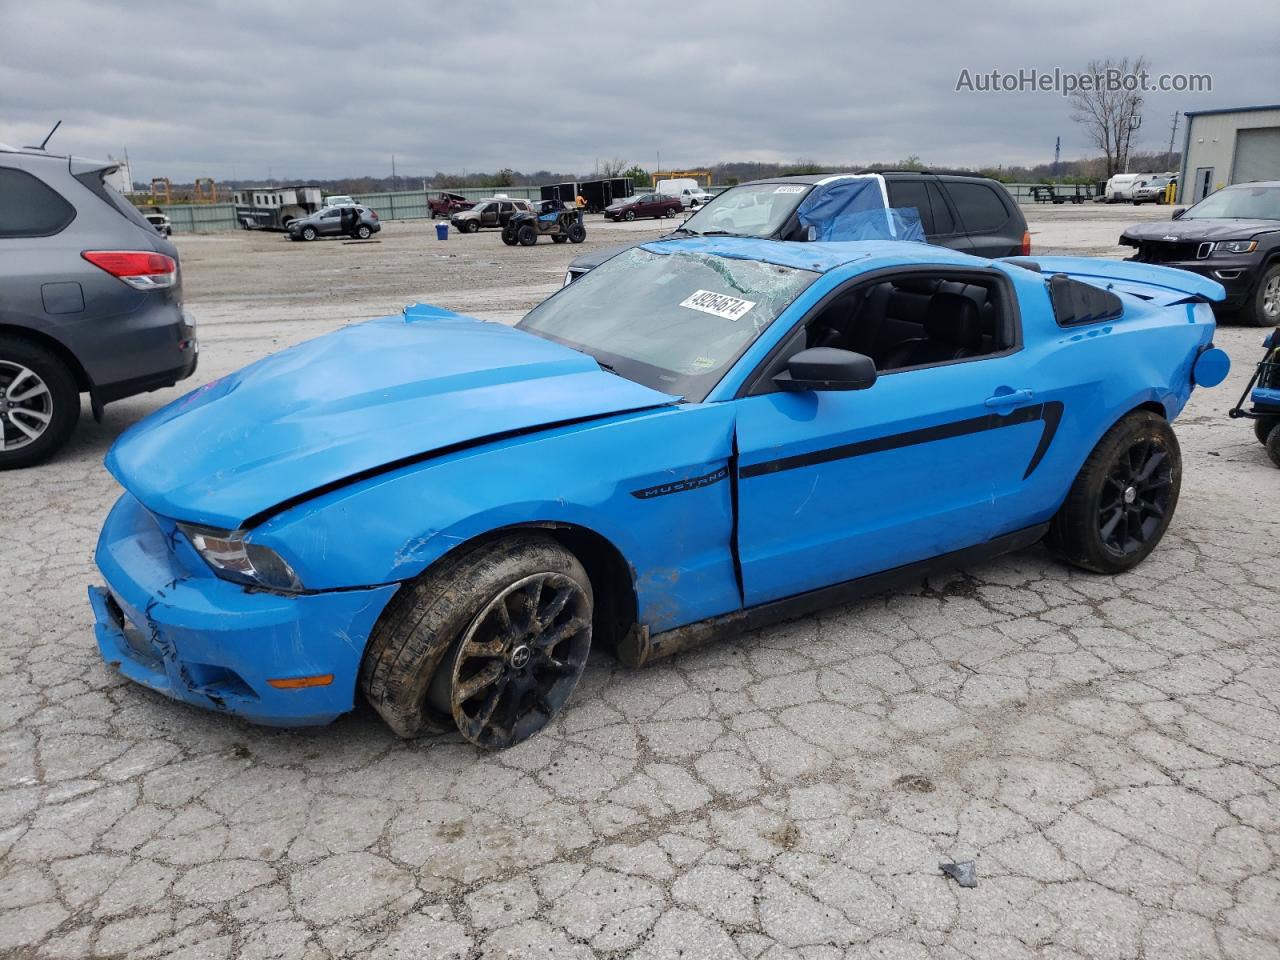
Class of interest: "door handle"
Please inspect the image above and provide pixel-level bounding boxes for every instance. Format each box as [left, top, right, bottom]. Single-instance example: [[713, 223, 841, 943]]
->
[[985, 388, 1035, 408]]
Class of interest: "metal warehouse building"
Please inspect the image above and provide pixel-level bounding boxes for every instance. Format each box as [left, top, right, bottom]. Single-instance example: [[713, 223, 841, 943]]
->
[[1179, 103, 1280, 204]]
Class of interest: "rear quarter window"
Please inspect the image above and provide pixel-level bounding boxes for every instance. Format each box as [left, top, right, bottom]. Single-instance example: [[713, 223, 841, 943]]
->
[[0, 167, 76, 237], [73, 168, 156, 231], [947, 181, 1011, 233]]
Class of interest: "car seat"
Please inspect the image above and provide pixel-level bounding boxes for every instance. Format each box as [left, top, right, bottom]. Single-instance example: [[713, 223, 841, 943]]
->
[[879, 292, 985, 368]]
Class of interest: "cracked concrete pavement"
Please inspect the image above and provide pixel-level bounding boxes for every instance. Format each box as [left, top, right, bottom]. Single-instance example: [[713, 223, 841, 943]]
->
[[2, 206, 1278, 959]]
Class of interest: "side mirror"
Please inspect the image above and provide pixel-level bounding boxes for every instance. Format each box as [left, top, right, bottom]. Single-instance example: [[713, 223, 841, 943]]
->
[[774, 347, 877, 392], [1171, 207, 1186, 220]]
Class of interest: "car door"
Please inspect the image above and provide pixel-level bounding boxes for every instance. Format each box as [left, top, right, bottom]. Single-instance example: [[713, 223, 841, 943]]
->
[[947, 180, 1021, 257], [498, 201, 514, 225], [732, 270, 1048, 605], [317, 209, 342, 235]]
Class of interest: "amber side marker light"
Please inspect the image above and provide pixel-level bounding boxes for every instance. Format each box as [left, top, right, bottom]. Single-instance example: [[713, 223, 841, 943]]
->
[[266, 674, 334, 689]]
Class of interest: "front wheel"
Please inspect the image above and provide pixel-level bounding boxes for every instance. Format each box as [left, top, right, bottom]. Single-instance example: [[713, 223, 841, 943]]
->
[[0, 337, 81, 470], [567, 222, 586, 243], [465, 221, 480, 234], [360, 535, 593, 747], [301, 226, 317, 241], [502, 230, 518, 246], [551, 234, 568, 244], [517, 224, 537, 246], [1248, 264, 1280, 327], [1267, 425, 1280, 468], [1045, 410, 1181, 574], [624, 210, 635, 221]]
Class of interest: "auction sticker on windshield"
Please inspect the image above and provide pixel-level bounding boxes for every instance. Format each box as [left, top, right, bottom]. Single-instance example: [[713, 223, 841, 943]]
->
[[774, 185, 806, 194], [679, 290, 757, 321]]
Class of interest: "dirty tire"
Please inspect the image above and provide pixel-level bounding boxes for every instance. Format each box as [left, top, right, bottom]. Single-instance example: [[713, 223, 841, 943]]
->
[[502, 230, 518, 246], [551, 234, 568, 244], [1255, 416, 1280, 446], [517, 224, 537, 246], [567, 222, 586, 243], [1248, 263, 1280, 327], [1045, 410, 1181, 574], [1267, 423, 1280, 468], [360, 534, 592, 744], [301, 226, 317, 241]]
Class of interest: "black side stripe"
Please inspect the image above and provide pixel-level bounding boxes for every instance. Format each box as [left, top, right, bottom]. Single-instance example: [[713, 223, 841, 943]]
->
[[740, 401, 1065, 480]]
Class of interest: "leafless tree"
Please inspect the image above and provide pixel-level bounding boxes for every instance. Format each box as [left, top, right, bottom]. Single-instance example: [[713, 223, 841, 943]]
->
[[1069, 56, 1150, 178], [598, 157, 630, 178]]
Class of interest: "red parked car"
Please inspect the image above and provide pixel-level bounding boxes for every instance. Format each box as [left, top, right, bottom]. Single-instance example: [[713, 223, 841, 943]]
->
[[604, 192, 683, 221], [428, 192, 474, 218]]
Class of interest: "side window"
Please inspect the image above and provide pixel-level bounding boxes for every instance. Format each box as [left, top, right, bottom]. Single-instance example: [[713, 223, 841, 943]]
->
[[926, 183, 956, 233], [499, 201, 513, 214], [947, 182, 1010, 233], [885, 180, 935, 235], [0, 167, 76, 237]]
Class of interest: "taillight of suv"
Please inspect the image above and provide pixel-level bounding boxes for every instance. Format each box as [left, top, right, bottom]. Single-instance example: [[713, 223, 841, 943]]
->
[[1021, 230, 1032, 256], [82, 251, 177, 290], [369, 210, 379, 220]]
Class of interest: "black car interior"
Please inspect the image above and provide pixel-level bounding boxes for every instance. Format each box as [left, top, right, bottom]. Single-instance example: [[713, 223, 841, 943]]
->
[[747, 272, 1015, 395]]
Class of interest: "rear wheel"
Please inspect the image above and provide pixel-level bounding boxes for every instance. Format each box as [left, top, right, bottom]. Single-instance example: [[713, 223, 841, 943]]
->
[[356, 224, 372, 239], [360, 534, 593, 747], [517, 224, 537, 246], [0, 337, 80, 470], [567, 222, 586, 243], [1255, 416, 1280, 445], [1045, 410, 1181, 574], [1267, 424, 1280, 468]]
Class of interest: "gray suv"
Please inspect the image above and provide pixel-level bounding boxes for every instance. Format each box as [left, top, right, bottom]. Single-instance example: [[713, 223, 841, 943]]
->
[[0, 145, 197, 468]]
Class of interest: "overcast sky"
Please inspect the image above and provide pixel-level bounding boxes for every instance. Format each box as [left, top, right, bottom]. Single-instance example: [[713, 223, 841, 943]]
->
[[2, 0, 1276, 183]]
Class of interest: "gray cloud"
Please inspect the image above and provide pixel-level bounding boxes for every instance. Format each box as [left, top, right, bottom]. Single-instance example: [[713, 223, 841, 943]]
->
[[2, 0, 1276, 182]]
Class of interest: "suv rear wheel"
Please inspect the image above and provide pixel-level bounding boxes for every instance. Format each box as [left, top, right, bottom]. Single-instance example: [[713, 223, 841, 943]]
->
[[0, 336, 81, 469]]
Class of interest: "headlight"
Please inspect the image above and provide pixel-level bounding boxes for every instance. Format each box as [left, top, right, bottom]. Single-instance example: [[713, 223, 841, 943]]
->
[[563, 270, 573, 287], [1214, 240, 1257, 255], [177, 523, 304, 593]]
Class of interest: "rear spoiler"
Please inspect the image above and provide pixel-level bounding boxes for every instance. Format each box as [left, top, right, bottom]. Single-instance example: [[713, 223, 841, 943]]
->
[[1013, 255, 1226, 306]]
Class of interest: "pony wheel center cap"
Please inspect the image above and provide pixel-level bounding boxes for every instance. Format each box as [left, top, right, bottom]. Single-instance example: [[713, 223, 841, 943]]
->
[[1123, 485, 1138, 505], [509, 645, 532, 669]]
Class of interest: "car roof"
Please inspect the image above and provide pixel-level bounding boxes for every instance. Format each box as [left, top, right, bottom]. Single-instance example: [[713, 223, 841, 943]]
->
[[640, 235, 986, 274], [736, 170, 996, 188]]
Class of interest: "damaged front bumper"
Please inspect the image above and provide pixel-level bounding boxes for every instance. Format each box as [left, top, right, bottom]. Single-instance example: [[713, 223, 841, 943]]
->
[[90, 492, 398, 726]]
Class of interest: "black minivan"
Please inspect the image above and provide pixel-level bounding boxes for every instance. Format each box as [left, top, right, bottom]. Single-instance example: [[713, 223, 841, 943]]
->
[[565, 171, 1030, 283]]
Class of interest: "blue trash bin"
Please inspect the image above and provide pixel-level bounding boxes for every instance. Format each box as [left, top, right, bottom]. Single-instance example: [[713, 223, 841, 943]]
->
[[435, 222, 449, 240]]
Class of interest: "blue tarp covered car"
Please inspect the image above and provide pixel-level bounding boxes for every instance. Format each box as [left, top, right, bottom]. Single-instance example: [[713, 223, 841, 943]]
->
[[91, 237, 1230, 746]]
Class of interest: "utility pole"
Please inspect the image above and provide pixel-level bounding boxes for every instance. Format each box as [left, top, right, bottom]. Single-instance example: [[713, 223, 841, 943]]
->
[[1165, 112, 1180, 171], [1053, 136, 1060, 175], [391, 155, 397, 191]]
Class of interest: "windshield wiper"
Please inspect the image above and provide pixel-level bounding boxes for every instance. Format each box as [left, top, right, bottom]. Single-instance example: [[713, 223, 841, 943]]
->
[[691, 229, 749, 238]]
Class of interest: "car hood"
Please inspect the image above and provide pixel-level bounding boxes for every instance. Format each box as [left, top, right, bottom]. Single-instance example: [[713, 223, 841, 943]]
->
[[106, 307, 675, 529], [1122, 218, 1280, 241]]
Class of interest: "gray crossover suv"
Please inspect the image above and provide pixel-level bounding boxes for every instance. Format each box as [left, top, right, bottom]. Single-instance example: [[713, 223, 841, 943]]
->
[[0, 144, 197, 468]]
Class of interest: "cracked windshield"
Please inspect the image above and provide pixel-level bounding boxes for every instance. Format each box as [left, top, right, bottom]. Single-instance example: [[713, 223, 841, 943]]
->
[[518, 246, 817, 399]]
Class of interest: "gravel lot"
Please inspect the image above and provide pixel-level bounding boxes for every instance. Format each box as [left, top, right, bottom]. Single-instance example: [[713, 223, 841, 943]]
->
[[3, 204, 1279, 960]]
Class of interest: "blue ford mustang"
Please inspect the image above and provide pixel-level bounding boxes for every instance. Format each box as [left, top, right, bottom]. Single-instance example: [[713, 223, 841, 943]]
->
[[90, 237, 1231, 747]]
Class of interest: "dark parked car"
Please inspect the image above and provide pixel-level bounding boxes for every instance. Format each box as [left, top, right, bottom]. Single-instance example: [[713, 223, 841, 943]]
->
[[604, 192, 683, 221], [428, 192, 473, 218], [567, 171, 1030, 282], [287, 205, 380, 241], [450, 198, 533, 233], [1120, 181, 1280, 326], [0, 144, 197, 468]]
